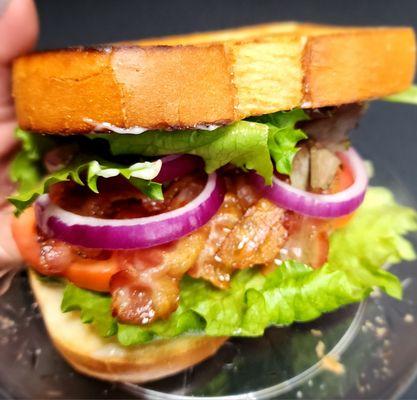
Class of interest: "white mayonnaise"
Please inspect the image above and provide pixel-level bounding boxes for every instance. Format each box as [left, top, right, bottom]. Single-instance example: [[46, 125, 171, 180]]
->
[[84, 118, 221, 134], [83, 118, 148, 134]]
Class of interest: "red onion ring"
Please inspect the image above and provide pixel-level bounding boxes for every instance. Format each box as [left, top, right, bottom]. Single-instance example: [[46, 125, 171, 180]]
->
[[252, 147, 368, 218], [155, 155, 203, 183], [35, 173, 224, 250]]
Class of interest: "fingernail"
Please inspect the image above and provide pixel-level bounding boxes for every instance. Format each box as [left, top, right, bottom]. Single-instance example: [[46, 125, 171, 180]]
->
[[0, 0, 11, 17]]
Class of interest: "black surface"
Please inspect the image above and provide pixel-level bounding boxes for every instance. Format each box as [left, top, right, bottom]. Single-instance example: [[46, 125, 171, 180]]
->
[[12, 0, 417, 398]]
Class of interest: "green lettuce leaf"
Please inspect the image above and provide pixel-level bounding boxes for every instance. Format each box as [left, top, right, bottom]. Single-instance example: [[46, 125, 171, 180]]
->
[[60, 187, 416, 346], [384, 85, 417, 105], [85, 159, 162, 195], [61, 283, 117, 337], [10, 110, 309, 213], [91, 110, 308, 182], [9, 129, 55, 192], [9, 130, 163, 214], [10, 158, 162, 215], [15, 128, 56, 162], [9, 151, 43, 193], [91, 121, 274, 184], [250, 109, 308, 175]]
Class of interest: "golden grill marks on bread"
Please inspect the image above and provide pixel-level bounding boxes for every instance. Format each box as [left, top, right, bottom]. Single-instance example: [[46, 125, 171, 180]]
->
[[12, 23, 415, 134]]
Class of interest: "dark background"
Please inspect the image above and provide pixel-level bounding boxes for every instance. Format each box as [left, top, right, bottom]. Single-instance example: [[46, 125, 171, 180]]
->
[[35, 0, 417, 49], [33, 0, 417, 398]]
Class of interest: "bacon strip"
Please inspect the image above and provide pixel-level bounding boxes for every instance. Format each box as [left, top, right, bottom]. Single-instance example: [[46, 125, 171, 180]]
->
[[188, 193, 243, 288], [281, 212, 329, 269], [218, 198, 287, 270], [111, 230, 206, 325]]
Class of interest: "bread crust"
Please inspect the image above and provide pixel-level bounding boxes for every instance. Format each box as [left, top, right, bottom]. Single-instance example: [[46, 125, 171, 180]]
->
[[29, 270, 227, 383], [12, 22, 415, 134]]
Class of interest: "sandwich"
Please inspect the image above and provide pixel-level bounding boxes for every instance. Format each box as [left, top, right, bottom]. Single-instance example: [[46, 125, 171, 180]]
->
[[8, 22, 417, 383]]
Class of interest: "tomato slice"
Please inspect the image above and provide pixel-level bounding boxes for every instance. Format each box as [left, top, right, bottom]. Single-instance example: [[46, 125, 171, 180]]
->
[[328, 165, 355, 230], [12, 208, 42, 269], [329, 164, 354, 193], [65, 258, 119, 292], [12, 207, 118, 292]]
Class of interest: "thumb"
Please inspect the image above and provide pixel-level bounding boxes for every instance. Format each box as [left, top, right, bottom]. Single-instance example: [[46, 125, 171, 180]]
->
[[0, 0, 38, 281], [0, 0, 38, 63], [0, 0, 38, 158]]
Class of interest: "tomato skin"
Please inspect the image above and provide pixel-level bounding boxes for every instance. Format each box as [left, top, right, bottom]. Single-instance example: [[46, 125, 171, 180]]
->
[[12, 208, 42, 269], [330, 164, 354, 194], [65, 258, 119, 292], [328, 165, 355, 230], [12, 207, 118, 292]]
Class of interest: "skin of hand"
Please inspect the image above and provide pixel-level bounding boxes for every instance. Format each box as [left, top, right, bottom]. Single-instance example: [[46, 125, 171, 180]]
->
[[0, 0, 38, 273]]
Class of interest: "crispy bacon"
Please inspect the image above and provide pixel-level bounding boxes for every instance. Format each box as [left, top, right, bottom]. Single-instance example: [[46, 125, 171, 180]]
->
[[32, 169, 335, 325], [109, 175, 277, 323], [218, 198, 287, 270], [37, 236, 112, 276], [109, 269, 156, 324], [301, 104, 364, 152], [164, 174, 206, 210], [280, 212, 329, 269], [0, 153, 16, 209], [228, 173, 261, 209], [38, 239, 74, 275], [49, 172, 206, 219], [44, 144, 78, 173], [111, 231, 206, 325], [188, 193, 243, 288], [188, 174, 263, 288]]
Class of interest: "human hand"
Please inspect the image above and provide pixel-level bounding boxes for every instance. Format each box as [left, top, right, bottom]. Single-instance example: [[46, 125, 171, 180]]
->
[[0, 0, 38, 293]]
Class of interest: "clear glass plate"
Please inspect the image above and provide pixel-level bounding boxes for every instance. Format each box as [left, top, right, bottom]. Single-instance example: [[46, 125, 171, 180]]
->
[[1, 150, 416, 400]]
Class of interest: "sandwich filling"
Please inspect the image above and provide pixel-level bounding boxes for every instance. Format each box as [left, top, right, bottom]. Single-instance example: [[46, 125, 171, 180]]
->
[[9, 104, 417, 345]]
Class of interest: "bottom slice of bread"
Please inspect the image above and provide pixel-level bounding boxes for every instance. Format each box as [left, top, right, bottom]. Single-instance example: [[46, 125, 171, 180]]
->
[[29, 270, 227, 383]]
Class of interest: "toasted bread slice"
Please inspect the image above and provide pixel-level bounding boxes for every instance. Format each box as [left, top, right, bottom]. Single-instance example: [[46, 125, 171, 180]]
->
[[29, 270, 227, 383], [13, 22, 415, 133]]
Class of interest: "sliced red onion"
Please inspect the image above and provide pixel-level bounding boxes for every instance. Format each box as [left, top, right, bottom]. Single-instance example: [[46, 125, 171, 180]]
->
[[252, 148, 368, 218], [35, 173, 224, 250], [155, 155, 203, 183]]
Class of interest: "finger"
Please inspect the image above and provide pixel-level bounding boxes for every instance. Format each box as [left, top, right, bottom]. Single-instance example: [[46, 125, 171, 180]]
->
[[0, 0, 38, 63], [0, 151, 15, 207], [0, 207, 21, 268], [0, 0, 38, 158], [0, 120, 17, 158], [0, 0, 38, 271]]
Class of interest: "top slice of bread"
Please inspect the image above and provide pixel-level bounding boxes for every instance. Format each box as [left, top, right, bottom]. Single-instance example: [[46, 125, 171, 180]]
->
[[12, 22, 416, 134]]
